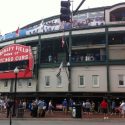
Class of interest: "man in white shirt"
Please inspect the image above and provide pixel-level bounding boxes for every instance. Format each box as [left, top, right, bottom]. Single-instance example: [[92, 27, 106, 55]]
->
[[120, 100, 125, 118]]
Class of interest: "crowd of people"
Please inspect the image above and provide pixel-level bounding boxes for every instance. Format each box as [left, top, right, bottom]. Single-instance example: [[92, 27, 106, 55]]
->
[[61, 98, 125, 119], [0, 97, 125, 119], [0, 98, 55, 118]]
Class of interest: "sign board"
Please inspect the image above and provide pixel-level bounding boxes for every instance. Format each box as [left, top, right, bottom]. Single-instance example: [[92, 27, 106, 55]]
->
[[0, 44, 34, 79]]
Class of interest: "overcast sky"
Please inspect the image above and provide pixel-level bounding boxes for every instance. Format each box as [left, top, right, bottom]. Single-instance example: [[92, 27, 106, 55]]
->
[[0, 0, 125, 34]]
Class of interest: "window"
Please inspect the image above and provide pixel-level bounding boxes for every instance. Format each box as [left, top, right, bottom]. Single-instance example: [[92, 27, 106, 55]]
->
[[110, 8, 125, 22], [27, 79, 32, 87], [45, 76, 50, 87], [92, 75, 99, 87], [57, 75, 62, 87], [4, 80, 8, 87], [78, 76, 85, 87], [118, 74, 125, 86]]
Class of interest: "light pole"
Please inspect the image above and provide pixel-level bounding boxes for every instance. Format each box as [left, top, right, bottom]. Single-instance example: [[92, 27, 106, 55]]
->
[[66, 62, 71, 112], [13, 67, 19, 117], [67, 62, 71, 92]]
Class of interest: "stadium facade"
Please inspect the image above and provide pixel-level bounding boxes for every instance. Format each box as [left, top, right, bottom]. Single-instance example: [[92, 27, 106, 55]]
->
[[0, 2, 125, 102]]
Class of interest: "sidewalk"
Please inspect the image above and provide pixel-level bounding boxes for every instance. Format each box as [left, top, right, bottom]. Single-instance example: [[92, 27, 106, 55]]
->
[[0, 110, 124, 120]]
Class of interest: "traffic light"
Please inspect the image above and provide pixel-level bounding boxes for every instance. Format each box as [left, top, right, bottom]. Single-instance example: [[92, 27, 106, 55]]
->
[[60, 0, 71, 22]]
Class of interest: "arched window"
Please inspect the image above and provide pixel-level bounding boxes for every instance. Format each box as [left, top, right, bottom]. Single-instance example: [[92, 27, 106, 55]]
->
[[110, 7, 125, 22]]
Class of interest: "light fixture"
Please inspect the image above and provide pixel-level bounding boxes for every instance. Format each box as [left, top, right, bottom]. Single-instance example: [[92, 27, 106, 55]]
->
[[67, 62, 70, 66], [14, 67, 19, 74]]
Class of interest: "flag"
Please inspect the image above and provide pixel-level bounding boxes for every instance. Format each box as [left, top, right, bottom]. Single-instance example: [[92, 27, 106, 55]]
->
[[56, 62, 63, 77], [24, 65, 30, 77], [61, 35, 65, 48], [16, 27, 20, 36]]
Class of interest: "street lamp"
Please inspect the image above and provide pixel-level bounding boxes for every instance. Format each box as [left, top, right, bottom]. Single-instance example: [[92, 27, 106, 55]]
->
[[67, 62, 71, 92], [66, 62, 71, 112], [67, 62, 70, 67], [12, 67, 19, 116]]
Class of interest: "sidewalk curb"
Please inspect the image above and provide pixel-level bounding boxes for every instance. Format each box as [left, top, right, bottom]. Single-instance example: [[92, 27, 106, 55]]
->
[[1, 118, 125, 121]]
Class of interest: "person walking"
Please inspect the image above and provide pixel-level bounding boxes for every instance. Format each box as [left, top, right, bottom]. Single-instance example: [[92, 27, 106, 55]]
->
[[69, 98, 73, 112], [6, 98, 13, 118], [37, 99, 44, 117], [85, 100, 91, 118], [91, 101, 95, 114], [100, 99, 108, 119], [32, 100, 38, 117], [111, 100, 116, 115], [120, 100, 125, 118], [62, 99, 68, 115], [82, 101, 86, 113], [47, 100, 54, 115]]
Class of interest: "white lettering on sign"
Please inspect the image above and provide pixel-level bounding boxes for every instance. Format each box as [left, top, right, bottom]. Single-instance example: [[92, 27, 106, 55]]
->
[[15, 55, 28, 61], [15, 46, 29, 53], [4, 53, 13, 56], [0, 57, 14, 63], [0, 46, 14, 56], [0, 44, 32, 63], [0, 45, 29, 56], [0, 55, 29, 63]]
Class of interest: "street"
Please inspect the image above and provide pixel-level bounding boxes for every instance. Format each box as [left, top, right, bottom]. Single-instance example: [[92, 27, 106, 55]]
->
[[0, 119, 125, 125]]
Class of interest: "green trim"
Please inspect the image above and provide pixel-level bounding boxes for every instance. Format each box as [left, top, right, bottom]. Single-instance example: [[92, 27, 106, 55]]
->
[[109, 60, 125, 65], [105, 27, 110, 93], [35, 35, 41, 92], [40, 63, 63, 68], [40, 60, 125, 68]]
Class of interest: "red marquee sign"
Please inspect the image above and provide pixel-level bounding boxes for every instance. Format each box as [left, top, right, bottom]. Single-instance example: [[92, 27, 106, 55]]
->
[[0, 44, 34, 79]]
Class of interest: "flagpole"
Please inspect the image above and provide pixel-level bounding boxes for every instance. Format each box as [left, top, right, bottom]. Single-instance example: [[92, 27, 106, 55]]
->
[[56, 62, 63, 77]]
